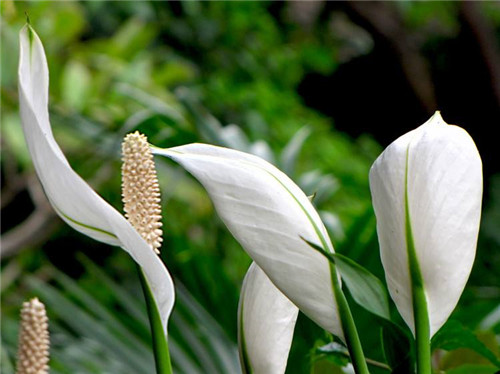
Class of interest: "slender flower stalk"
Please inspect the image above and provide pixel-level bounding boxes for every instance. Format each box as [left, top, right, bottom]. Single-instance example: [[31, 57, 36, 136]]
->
[[16, 298, 50, 374]]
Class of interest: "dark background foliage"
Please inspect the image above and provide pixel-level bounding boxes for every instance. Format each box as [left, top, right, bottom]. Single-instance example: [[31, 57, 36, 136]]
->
[[1, 1, 499, 373]]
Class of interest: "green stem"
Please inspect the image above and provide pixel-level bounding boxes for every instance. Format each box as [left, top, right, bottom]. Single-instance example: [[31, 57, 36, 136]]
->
[[137, 265, 173, 374], [406, 222, 431, 374], [412, 284, 431, 374], [301, 237, 369, 373], [330, 264, 370, 374], [336, 351, 390, 371], [405, 149, 431, 374]]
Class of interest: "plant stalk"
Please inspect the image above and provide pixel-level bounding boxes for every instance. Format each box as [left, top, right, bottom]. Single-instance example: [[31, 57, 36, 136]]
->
[[137, 265, 173, 374], [331, 264, 370, 374], [302, 237, 369, 373], [412, 284, 431, 374], [405, 148, 431, 374]]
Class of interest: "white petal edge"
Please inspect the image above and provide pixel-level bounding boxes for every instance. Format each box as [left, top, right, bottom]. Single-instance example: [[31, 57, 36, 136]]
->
[[369, 112, 482, 336], [18, 25, 174, 335], [153, 143, 344, 340], [238, 262, 298, 374]]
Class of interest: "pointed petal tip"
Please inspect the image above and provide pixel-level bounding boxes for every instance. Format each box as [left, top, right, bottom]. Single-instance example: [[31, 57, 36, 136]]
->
[[427, 111, 446, 127], [19, 23, 37, 47]]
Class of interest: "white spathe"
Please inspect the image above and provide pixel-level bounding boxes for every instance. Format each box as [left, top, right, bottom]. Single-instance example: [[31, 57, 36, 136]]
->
[[153, 143, 344, 340], [18, 25, 174, 335], [238, 262, 298, 374], [369, 112, 482, 337]]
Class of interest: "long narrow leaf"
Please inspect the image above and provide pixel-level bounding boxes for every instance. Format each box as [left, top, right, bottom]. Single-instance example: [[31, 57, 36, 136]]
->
[[333, 253, 390, 320], [302, 237, 390, 320]]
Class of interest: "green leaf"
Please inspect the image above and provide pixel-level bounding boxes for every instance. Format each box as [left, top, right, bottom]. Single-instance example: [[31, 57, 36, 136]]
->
[[432, 320, 500, 368], [301, 237, 390, 320], [311, 360, 346, 374], [380, 320, 412, 373], [444, 364, 500, 374], [332, 253, 390, 320]]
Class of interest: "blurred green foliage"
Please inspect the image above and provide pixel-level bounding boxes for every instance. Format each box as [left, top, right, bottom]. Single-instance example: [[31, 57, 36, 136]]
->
[[1, 1, 499, 373]]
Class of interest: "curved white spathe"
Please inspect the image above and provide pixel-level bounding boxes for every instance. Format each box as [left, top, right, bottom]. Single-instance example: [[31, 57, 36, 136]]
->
[[153, 143, 344, 340], [238, 262, 298, 374], [18, 25, 174, 335], [369, 112, 482, 337]]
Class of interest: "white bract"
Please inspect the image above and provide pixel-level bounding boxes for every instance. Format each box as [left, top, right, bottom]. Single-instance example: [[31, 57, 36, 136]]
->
[[238, 262, 298, 374], [153, 143, 344, 340], [369, 112, 482, 336], [18, 25, 174, 335]]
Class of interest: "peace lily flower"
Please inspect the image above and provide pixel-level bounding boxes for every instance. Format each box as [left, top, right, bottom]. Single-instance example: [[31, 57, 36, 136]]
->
[[154, 143, 374, 372], [238, 262, 298, 374], [18, 24, 174, 343], [369, 112, 482, 372], [153, 143, 344, 338]]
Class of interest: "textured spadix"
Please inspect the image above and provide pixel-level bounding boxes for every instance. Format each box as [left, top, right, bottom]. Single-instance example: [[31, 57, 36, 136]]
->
[[153, 143, 344, 339], [16, 298, 49, 374], [18, 25, 174, 335], [238, 262, 298, 374], [122, 132, 163, 254], [369, 112, 482, 337]]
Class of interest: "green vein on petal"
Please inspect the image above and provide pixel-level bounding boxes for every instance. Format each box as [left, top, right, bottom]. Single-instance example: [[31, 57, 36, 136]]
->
[[54, 206, 118, 240], [404, 145, 427, 306], [261, 167, 331, 253], [405, 144, 431, 373], [165, 149, 333, 255], [240, 159, 343, 326], [151, 144, 343, 338]]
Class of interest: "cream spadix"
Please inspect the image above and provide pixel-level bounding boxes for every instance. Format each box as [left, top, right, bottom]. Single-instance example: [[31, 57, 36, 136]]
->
[[16, 298, 50, 374], [18, 25, 174, 336], [153, 143, 344, 340], [369, 112, 482, 337], [122, 132, 163, 254], [238, 262, 298, 374]]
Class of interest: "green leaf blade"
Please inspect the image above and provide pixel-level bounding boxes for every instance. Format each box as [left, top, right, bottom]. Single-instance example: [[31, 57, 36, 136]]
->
[[333, 253, 390, 321]]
